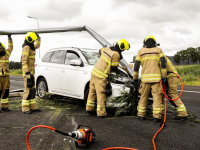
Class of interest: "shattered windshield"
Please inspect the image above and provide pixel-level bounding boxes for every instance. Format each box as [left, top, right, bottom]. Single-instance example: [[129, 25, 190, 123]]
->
[[82, 51, 100, 65]]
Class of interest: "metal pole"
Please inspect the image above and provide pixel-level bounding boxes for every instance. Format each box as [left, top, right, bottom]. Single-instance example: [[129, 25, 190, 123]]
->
[[27, 16, 40, 58]]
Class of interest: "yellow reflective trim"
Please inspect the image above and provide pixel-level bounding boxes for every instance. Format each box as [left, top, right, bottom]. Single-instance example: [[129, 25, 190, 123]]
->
[[141, 57, 160, 63], [159, 53, 164, 57], [111, 62, 119, 66], [22, 52, 29, 56], [92, 70, 106, 79], [93, 68, 108, 78], [29, 55, 35, 58], [137, 106, 146, 112], [30, 99, 36, 104], [141, 78, 161, 81], [141, 74, 161, 77], [87, 104, 95, 107], [133, 72, 138, 75], [22, 65, 28, 69], [0, 60, 9, 63], [5, 51, 11, 56], [1, 98, 8, 103], [8, 43, 13, 46], [36, 41, 40, 44], [87, 100, 95, 104], [136, 56, 141, 61], [161, 69, 167, 72], [22, 99, 29, 105], [101, 55, 111, 73], [176, 105, 186, 112]]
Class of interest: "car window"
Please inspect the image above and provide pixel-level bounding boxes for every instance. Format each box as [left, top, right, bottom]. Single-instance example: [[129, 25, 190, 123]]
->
[[49, 50, 65, 64], [65, 51, 80, 65], [82, 51, 100, 65], [42, 52, 53, 62]]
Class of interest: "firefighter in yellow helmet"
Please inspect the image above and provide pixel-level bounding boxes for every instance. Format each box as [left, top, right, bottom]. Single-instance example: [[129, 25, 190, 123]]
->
[[164, 56, 188, 120], [133, 35, 167, 123], [21, 32, 41, 114], [0, 34, 13, 112], [86, 39, 130, 117]]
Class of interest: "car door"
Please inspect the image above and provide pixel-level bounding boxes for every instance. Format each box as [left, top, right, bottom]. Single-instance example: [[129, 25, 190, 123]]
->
[[60, 50, 84, 98], [46, 50, 65, 93]]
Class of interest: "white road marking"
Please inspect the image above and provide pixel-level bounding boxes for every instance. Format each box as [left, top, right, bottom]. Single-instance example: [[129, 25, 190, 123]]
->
[[178, 90, 200, 94]]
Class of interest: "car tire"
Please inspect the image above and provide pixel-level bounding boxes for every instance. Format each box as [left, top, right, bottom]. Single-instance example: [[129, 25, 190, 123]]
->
[[84, 89, 97, 109], [36, 78, 48, 99]]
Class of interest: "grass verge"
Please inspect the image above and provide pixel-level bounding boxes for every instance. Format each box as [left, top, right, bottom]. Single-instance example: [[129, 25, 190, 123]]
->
[[9, 69, 23, 76]]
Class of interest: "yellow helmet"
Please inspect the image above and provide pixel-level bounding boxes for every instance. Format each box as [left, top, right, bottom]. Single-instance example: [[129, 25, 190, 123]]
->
[[0, 42, 5, 50], [117, 39, 130, 51], [25, 32, 38, 43], [144, 35, 156, 43]]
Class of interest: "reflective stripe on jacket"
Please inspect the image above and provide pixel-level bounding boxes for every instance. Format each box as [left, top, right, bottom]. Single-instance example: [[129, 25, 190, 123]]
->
[[165, 56, 178, 78], [0, 39, 13, 76], [92, 47, 120, 79], [22, 38, 40, 77], [133, 47, 167, 83]]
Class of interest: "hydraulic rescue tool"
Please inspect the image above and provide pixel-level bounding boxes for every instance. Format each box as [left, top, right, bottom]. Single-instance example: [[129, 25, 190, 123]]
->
[[26, 124, 95, 150]]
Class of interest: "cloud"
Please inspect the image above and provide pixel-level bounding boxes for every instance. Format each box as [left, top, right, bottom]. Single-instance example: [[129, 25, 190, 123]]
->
[[173, 28, 192, 35], [26, 0, 84, 22]]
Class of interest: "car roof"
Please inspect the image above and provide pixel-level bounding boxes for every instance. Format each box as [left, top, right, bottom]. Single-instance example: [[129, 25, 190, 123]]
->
[[44, 47, 99, 53]]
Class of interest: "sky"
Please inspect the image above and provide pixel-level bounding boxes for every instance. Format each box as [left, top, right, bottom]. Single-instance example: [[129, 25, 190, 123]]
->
[[0, 0, 200, 63]]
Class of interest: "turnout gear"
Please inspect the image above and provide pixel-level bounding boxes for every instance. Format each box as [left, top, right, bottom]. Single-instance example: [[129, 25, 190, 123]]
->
[[22, 33, 41, 113], [165, 57, 188, 118], [0, 38, 13, 109], [86, 39, 128, 116], [134, 36, 167, 120]]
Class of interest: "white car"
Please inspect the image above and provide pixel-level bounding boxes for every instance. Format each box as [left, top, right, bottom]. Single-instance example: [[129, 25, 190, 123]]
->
[[35, 47, 135, 106]]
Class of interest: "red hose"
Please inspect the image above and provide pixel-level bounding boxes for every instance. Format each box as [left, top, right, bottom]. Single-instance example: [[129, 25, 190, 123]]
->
[[160, 73, 184, 101], [26, 125, 56, 150], [152, 73, 184, 150], [102, 147, 138, 150]]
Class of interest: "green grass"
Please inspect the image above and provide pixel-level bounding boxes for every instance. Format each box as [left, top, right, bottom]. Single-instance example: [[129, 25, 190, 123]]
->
[[176, 65, 200, 86], [9, 69, 23, 76]]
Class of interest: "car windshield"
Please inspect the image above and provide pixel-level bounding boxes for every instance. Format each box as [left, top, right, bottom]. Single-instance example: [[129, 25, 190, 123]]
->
[[82, 51, 100, 65]]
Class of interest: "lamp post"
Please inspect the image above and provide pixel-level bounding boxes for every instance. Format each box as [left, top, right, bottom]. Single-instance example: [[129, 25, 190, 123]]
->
[[27, 16, 40, 58]]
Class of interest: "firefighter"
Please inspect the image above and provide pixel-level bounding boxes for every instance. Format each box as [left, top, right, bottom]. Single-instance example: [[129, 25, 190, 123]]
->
[[0, 34, 13, 112], [21, 32, 41, 114], [86, 39, 130, 117], [164, 56, 188, 120], [133, 35, 167, 123]]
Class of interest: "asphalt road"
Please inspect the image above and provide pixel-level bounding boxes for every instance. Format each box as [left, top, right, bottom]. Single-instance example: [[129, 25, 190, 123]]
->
[[10, 75, 24, 91], [6, 77, 200, 150]]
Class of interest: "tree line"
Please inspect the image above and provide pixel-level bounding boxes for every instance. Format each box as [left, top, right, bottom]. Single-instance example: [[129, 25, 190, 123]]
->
[[174, 47, 200, 65], [9, 61, 22, 69]]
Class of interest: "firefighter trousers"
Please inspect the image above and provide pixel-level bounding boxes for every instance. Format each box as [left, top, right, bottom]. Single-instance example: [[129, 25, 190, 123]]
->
[[86, 75, 107, 116], [22, 76, 37, 112], [167, 77, 187, 117], [0, 76, 10, 108], [137, 82, 163, 119]]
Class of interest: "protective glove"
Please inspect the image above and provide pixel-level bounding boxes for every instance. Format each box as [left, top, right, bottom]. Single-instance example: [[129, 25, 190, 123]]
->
[[8, 34, 11, 39], [134, 80, 139, 91], [25, 72, 35, 88], [162, 78, 167, 83]]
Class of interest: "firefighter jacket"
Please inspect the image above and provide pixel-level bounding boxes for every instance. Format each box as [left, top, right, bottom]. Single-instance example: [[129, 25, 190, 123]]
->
[[0, 39, 13, 76], [165, 56, 178, 78], [22, 38, 40, 77], [91, 47, 120, 79], [133, 47, 167, 83]]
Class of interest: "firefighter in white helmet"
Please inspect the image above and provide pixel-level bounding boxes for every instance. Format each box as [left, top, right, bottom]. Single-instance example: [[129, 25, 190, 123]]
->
[[164, 56, 188, 120], [133, 35, 167, 123], [86, 39, 130, 118], [21, 32, 41, 114], [0, 34, 13, 112]]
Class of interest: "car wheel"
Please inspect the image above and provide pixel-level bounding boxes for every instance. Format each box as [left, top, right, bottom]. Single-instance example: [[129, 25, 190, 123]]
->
[[84, 89, 97, 109], [36, 78, 48, 98]]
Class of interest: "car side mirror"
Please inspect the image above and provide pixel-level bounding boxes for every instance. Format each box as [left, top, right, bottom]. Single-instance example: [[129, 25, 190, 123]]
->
[[70, 59, 83, 67]]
